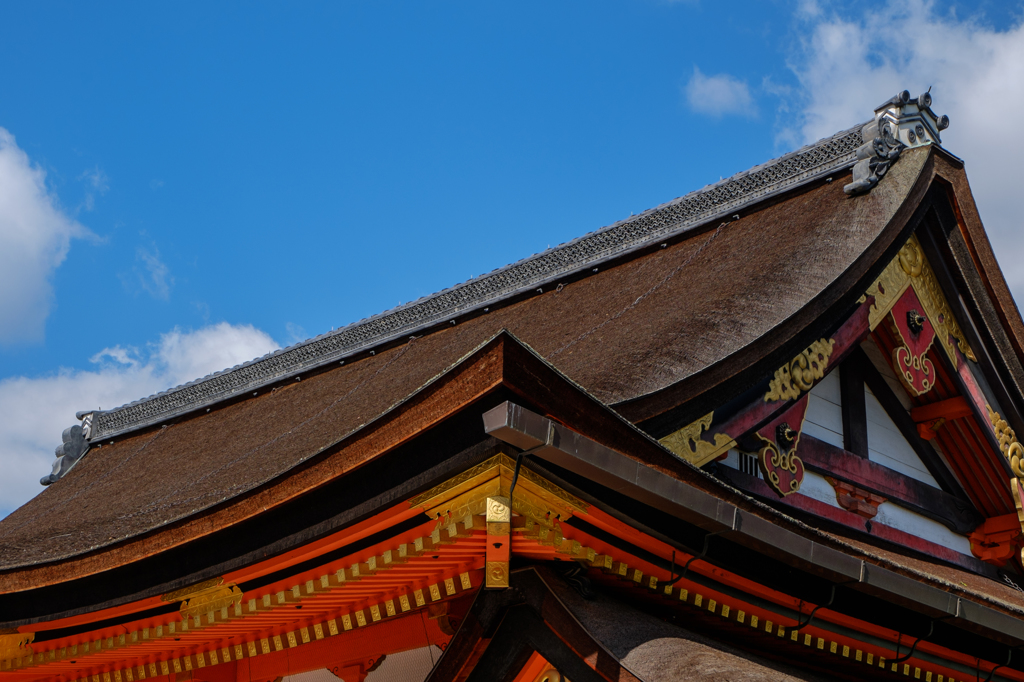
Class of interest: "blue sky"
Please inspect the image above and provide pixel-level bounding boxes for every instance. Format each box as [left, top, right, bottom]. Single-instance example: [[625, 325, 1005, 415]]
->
[[3, 0, 1024, 516]]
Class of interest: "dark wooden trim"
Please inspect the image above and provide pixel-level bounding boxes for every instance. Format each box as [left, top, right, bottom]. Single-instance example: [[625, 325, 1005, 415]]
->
[[426, 568, 630, 682], [466, 608, 614, 682], [799, 434, 982, 534], [923, 177, 1024, 435], [854, 347, 970, 499], [841, 355, 869, 458], [917, 201, 1024, 453]]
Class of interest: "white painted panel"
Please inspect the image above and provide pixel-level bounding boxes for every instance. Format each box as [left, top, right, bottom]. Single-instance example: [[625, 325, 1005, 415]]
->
[[798, 471, 842, 509], [812, 367, 842, 403], [865, 386, 940, 488], [873, 502, 972, 554], [798, 474, 970, 557], [803, 370, 843, 448]]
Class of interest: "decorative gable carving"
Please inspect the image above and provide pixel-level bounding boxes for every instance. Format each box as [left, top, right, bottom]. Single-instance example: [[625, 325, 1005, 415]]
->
[[755, 396, 809, 497], [861, 234, 976, 370]]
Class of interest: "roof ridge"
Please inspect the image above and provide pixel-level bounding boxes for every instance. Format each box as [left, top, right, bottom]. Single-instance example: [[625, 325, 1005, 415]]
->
[[86, 123, 866, 442]]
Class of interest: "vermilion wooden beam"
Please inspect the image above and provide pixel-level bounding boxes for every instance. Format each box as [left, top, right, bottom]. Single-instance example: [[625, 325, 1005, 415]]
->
[[910, 396, 973, 423]]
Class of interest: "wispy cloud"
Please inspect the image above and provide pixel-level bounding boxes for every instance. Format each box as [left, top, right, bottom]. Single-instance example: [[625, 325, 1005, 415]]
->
[[285, 322, 307, 345], [77, 165, 109, 212], [132, 246, 174, 300], [0, 128, 91, 345], [685, 67, 756, 118], [0, 323, 280, 517], [781, 0, 1024, 298]]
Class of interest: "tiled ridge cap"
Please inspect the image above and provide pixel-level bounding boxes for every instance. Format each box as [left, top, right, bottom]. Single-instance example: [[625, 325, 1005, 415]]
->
[[87, 123, 866, 441]]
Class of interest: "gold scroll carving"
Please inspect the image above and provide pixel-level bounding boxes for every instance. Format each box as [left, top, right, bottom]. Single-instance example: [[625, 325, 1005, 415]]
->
[[161, 578, 243, 621], [861, 235, 976, 363], [764, 339, 836, 403], [660, 412, 736, 468], [987, 404, 1024, 480], [986, 405, 1024, 548]]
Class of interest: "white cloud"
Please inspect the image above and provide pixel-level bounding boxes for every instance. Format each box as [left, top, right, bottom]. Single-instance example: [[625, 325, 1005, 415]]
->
[[784, 0, 1024, 297], [0, 128, 90, 345], [685, 67, 756, 118], [0, 322, 280, 517]]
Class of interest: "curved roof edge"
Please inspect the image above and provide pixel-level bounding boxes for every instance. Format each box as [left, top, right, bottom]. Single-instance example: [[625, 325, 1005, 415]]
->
[[85, 124, 866, 442]]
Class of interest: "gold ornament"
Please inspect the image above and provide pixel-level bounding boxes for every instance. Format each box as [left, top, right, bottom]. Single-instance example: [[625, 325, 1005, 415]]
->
[[660, 412, 736, 467], [764, 339, 836, 402]]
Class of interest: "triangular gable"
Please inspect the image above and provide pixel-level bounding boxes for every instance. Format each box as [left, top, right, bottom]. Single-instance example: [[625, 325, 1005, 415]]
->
[[864, 384, 939, 487]]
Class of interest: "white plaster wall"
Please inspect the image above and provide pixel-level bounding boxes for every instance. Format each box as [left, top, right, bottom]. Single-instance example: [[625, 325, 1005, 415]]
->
[[802, 370, 843, 448], [799, 472, 970, 555], [865, 386, 940, 488], [872, 501, 972, 554], [797, 470, 843, 509]]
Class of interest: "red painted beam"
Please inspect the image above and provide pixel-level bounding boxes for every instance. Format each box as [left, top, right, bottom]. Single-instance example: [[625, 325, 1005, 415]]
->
[[724, 468, 982, 571], [910, 396, 973, 423], [798, 435, 981, 534]]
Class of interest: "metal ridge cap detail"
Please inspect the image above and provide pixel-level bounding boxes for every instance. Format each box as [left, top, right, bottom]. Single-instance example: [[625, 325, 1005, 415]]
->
[[86, 124, 865, 442]]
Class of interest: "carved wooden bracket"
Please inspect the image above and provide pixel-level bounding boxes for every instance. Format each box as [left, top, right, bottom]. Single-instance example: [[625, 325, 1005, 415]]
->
[[968, 514, 1023, 567], [825, 478, 887, 519], [755, 396, 809, 497]]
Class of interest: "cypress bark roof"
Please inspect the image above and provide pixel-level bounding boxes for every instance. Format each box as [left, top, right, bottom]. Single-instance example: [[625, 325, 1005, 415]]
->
[[0, 138, 936, 571], [87, 125, 867, 442]]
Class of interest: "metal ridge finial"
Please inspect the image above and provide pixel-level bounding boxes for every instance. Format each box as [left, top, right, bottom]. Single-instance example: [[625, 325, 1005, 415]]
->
[[844, 90, 949, 196]]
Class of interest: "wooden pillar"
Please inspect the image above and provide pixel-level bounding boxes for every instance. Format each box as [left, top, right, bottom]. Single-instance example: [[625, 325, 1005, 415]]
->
[[841, 356, 869, 458]]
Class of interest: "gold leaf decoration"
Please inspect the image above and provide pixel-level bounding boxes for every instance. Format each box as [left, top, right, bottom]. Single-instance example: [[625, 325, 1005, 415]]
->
[[660, 412, 736, 467], [862, 235, 976, 363], [161, 578, 242, 621], [0, 632, 34, 664], [863, 252, 913, 331], [764, 339, 836, 402], [987, 404, 1024, 480]]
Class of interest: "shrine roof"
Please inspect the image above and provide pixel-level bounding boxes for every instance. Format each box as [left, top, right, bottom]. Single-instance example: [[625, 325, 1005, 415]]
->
[[84, 123, 868, 443], [0, 122, 987, 574]]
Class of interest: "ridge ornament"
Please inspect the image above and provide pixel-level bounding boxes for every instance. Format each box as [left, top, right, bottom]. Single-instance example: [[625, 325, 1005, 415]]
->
[[845, 90, 949, 196]]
